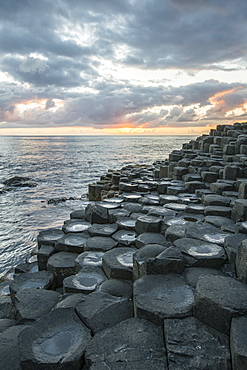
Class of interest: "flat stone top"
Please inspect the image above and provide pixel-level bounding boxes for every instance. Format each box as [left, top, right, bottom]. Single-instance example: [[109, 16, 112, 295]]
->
[[47, 251, 78, 268], [85, 318, 166, 366], [196, 275, 247, 310]]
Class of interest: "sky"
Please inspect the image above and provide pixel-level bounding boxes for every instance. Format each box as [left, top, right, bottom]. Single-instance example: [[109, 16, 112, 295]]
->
[[1, 0, 247, 135]]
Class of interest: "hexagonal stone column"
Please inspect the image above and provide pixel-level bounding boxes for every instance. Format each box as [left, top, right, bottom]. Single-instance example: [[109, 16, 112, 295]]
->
[[55, 234, 87, 253], [62, 220, 91, 234], [102, 247, 136, 280], [75, 291, 133, 334], [194, 275, 247, 334], [47, 252, 78, 287], [19, 307, 91, 369], [230, 316, 247, 370], [135, 215, 161, 234], [63, 269, 106, 294], [164, 317, 231, 370], [37, 229, 64, 249], [85, 236, 118, 252], [85, 318, 167, 369], [174, 237, 227, 268], [9, 271, 54, 304], [134, 274, 194, 325], [75, 251, 104, 273]]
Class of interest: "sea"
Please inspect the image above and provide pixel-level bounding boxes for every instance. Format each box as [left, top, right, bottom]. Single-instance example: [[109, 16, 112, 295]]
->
[[0, 135, 196, 277]]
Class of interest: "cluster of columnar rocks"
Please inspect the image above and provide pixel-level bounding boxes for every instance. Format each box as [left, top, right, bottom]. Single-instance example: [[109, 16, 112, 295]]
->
[[1, 123, 247, 369]]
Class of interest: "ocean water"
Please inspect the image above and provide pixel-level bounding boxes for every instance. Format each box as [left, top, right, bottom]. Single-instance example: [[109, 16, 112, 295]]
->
[[0, 135, 196, 277]]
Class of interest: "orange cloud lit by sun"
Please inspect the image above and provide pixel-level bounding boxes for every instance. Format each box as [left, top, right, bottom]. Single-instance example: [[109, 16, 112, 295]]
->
[[209, 87, 242, 105]]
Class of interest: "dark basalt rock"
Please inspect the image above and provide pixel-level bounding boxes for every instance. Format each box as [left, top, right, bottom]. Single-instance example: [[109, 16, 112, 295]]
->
[[102, 247, 136, 280], [164, 316, 231, 370], [3, 176, 37, 188], [230, 316, 247, 370], [75, 291, 133, 334], [84, 318, 167, 369], [98, 279, 133, 299], [19, 307, 91, 369], [134, 274, 194, 325], [194, 275, 247, 334]]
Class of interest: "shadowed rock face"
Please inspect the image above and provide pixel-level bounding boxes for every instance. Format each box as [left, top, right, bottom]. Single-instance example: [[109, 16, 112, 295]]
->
[[85, 318, 167, 369]]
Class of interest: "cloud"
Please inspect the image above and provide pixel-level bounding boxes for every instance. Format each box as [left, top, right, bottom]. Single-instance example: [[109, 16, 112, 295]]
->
[[0, 0, 247, 131]]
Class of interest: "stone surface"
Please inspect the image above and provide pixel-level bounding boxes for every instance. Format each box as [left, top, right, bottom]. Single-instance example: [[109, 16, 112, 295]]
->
[[164, 316, 231, 370], [63, 269, 106, 294], [15, 288, 61, 322], [85, 203, 109, 224], [75, 251, 104, 272], [182, 267, 227, 288], [98, 279, 133, 298], [55, 234, 87, 253], [37, 229, 64, 248], [230, 316, 247, 370], [85, 318, 167, 369], [236, 239, 247, 282], [112, 230, 137, 246], [0, 325, 29, 370], [185, 222, 230, 246], [135, 215, 161, 233], [19, 307, 91, 369], [75, 291, 133, 334], [88, 223, 118, 237], [62, 219, 91, 234], [9, 270, 54, 303], [102, 247, 136, 280], [0, 318, 15, 333], [134, 274, 194, 325], [174, 237, 227, 268], [47, 251, 77, 287], [85, 236, 118, 252], [194, 275, 247, 334], [135, 232, 167, 248]]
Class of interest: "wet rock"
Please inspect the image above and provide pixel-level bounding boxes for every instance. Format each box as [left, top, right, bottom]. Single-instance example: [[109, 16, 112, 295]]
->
[[47, 252, 77, 287], [119, 182, 139, 192], [37, 245, 55, 270], [108, 208, 130, 223], [75, 251, 104, 272], [112, 230, 137, 246], [0, 318, 15, 333], [85, 318, 167, 369], [184, 181, 205, 193], [47, 196, 76, 204], [19, 307, 91, 369], [63, 269, 106, 294], [85, 203, 109, 224], [9, 270, 54, 304], [102, 247, 136, 280], [54, 293, 86, 309], [14, 261, 38, 274], [99, 279, 133, 299], [224, 233, 247, 267], [204, 215, 235, 233], [165, 224, 188, 242], [201, 194, 231, 207], [117, 217, 136, 230], [164, 316, 231, 370], [194, 275, 247, 334], [85, 236, 118, 252], [0, 296, 14, 319], [0, 325, 29, 370], [159, 195, 179, 205], [182, 267, 227, 288], [135, 215, 161, 234], [164, 202, 188, 212], [233, 199, 247, 221], [62, 219, 91, 234], [70, 209, 86, 219], [37, 228, 64, 248], [15, 288, 61, 322], [88, 223, 118, 237], [174, 237, 227, 268], [236, 239, 247, 282], [3, 176, 37, 188], [75, 291, 133, 334], [55, 234, 87, 253], [230, 316, 247, 370], [185, 222, 230, 246], [204, 205, 232, 218], [135, 232, 167, 248], [134, 274, 194, 325]]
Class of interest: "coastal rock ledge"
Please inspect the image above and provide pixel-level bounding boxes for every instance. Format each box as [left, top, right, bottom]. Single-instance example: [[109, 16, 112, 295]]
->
[[1, 122, 247, 369]]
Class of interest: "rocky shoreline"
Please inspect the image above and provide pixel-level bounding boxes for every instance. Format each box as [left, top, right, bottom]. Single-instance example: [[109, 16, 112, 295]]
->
[[1, 122, 247, 369]]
